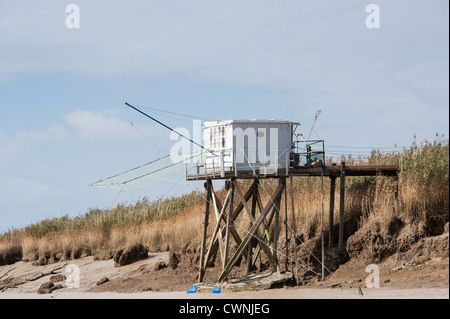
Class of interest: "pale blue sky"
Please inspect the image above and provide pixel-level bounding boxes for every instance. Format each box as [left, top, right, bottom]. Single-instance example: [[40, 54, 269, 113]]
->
[[0, 0, 448, 232]]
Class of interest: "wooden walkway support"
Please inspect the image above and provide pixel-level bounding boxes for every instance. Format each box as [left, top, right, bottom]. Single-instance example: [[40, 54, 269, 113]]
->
[[197, 178, 287, 283], [218, 179, 285, 282], [198, 180, 212, 283], [195, 163, 399, 284], [338, 162, 346, 250], [328, 176, 336, 248], [290, 175, 299, 285]]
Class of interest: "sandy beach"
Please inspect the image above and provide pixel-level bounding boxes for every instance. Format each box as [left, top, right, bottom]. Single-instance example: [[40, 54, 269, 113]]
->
[[1, 287, 448, 299], [1, 252, 448, 299]]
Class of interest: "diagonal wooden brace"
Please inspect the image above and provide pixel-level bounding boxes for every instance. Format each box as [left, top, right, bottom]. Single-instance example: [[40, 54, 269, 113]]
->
[[234, 181, 278, 271], [203, 185, 246, 271], [209, 188, 231, 266], [218, 181, 285, 282]]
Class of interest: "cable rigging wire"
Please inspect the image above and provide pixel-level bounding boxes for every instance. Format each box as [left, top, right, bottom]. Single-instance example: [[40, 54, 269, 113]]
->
[[127, 102, 211, 121], [125, 102, 213, 155], [95, 106, 431, 279], [125, 105, 167, 155]]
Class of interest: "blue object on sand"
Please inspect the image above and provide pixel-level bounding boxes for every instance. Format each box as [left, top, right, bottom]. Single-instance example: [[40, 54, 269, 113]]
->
[[187, 285, 198, 293], [212, 286, 221, 294]]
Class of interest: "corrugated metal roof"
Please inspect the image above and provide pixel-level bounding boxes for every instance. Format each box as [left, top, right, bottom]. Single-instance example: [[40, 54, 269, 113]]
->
[[204, 119, 300, 127]]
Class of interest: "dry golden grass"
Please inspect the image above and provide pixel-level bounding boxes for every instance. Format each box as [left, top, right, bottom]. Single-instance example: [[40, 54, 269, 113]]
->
[[0, 138, 448, 265]]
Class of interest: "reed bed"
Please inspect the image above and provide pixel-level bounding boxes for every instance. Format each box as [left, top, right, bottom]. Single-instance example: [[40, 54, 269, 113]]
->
[[0, 137, 448, 264]]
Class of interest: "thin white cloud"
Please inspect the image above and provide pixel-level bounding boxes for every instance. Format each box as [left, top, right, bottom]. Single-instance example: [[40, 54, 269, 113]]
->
[[64, 109, 164, 142], [0, 126, 68, 161], [17, 126, 69, 143], [0, 177, 67, 204]]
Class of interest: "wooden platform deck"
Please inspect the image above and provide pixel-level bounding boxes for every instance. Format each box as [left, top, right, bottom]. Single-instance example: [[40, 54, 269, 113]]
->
[[186, 164, 399, 180]]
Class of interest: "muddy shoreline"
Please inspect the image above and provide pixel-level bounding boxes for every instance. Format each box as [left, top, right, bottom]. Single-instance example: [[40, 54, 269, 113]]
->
[[1, 218, 448, 298]]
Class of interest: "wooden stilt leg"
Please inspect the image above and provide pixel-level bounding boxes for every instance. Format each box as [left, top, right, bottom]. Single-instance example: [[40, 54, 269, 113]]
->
[[321, 171, 325, 280], [290, 176, 299, 285], [339, 162, 346, 250], [284, 177, 288, 272], [198, 180, 211, 283], [223, 179, 234, 280], [272, 179, 284, 271], [247, 179, 258, 273], [328, 177, 336, 248]]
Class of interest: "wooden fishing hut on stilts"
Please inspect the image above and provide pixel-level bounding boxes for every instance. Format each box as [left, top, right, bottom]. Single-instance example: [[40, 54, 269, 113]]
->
[[185, 119, 399, 285]]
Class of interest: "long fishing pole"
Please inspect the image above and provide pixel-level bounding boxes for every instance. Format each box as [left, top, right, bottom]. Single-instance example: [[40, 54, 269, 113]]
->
[[125, 102, 213, 154], [307, 110, 321, 141]]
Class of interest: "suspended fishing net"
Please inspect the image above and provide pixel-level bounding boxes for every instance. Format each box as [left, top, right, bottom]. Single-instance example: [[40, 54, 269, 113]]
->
[[91, 152, 205, 190]]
